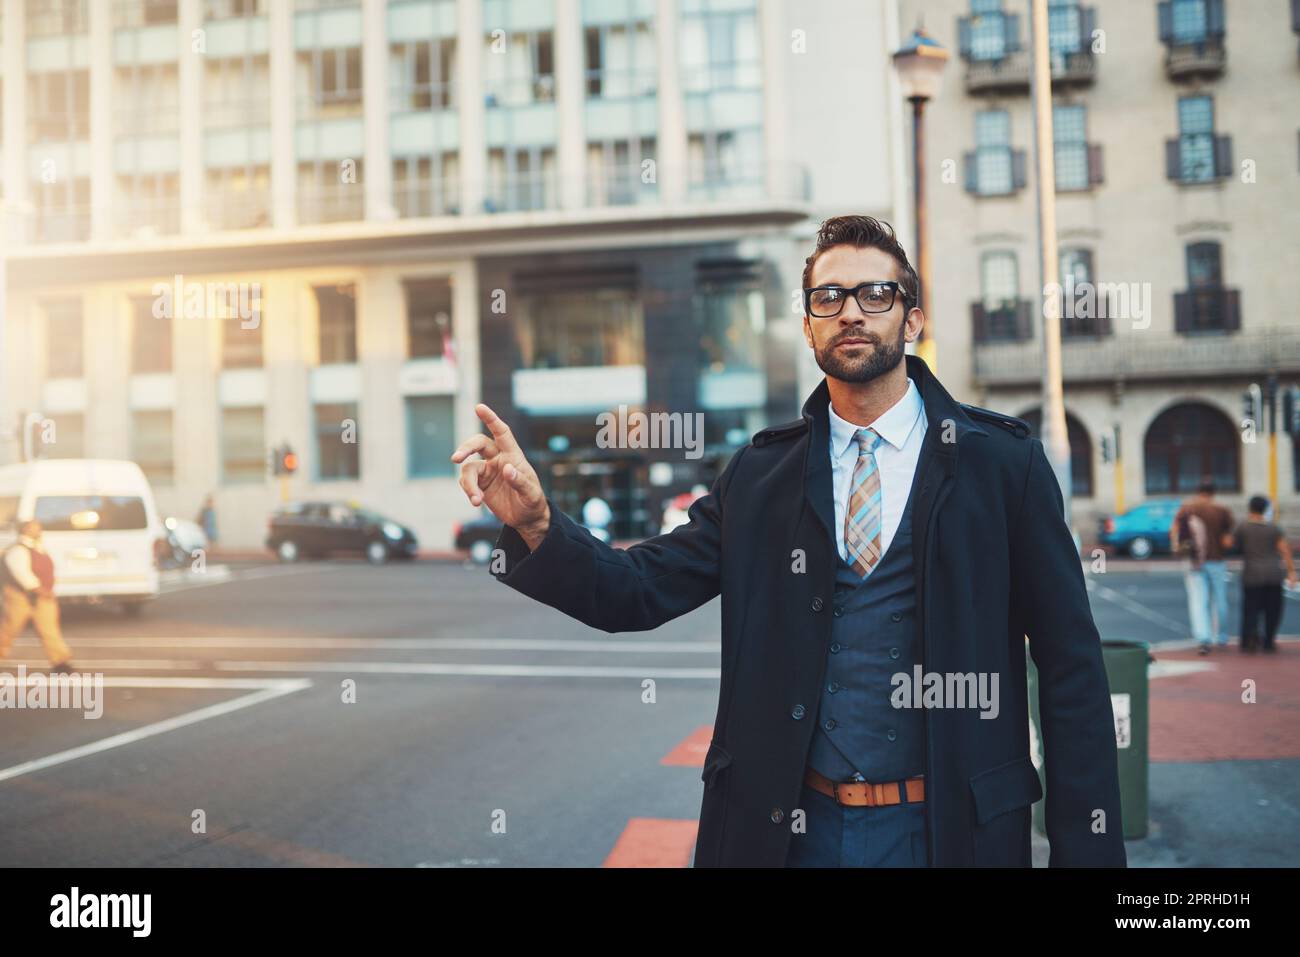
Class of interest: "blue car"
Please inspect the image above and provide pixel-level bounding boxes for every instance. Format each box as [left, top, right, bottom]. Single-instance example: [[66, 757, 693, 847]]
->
[[1098, 498, 1182, 559]]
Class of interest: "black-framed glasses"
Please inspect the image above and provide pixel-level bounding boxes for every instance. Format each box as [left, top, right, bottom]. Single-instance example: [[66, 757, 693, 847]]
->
[[804, 281, 908, 318]]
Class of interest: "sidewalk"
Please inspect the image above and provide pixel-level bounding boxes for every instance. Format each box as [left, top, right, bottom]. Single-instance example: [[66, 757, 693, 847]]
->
[[1033, 638, 1299, 866]]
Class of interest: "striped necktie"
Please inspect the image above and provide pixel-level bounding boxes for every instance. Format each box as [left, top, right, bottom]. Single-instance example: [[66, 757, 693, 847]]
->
[[844, 427, 884, 578]]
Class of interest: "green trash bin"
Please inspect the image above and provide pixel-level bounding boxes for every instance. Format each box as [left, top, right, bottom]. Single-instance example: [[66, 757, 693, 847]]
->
[[1027, 639, 1152, 841]]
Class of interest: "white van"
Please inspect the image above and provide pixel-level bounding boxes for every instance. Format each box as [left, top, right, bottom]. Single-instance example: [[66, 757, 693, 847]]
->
[[0, 459, 163, 614]]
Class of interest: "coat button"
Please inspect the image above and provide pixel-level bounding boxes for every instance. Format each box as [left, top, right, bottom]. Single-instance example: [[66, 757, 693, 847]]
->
[[823, 719, 836, 731], [770, 808, 785, 824], [891, 612, 903, 622], [791, 704, 806, 720], [887, 729, 897, 742], [811, 597, 824, 612], [889, 647, 900, 659], [827, 682, 839, 693], [833, 605, 843, 617], [830, 642, 842, 654]]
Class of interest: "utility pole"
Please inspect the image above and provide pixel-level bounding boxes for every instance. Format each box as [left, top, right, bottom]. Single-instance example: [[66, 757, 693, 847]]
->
[[1029, 0, 1072, 518]]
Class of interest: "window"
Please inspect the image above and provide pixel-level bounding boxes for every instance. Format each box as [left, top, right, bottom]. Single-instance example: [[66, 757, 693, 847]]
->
[[1059, 247, 1108, 336], [27, 70, 90, 143], [483, 29, 554, 107], [584, 20, 656, 99], [1175, 241, 1237, 333], [680, 2, 761, 90], [587, 137, 657, 206], [1047, 0, 1082, 54], [970, 110, 1017, 195], [974, 251, 1027, 342], [516, 287, 644, 369], [405, 279, 453, 359], [316, 284, 357, 363], [1053, 104, 1088, 191], [1170, 0, 1213, 44], [967, 0, 1012, 61], [391, 32, 457, 111], [34, 495, 146, 531], [221, 407, 265, 484], [1144, 402, 1239, 494], [222, 316, 263, 368], [204, 0, 268, 18], [695, 263, 765, 374], [406, 396, 455, 478], [314, 402, 360, 480], [297, 46, 362, 117], [486, 146, 557, 212], [1019, 408, 1094, 497], [131, 295, 172, 373], [1177, 95, 1215, 182], [132, 410, 174, 487], [45, 299, 84, 378], [0, 497, 20, 527], [1186, 241, 1222, 289]]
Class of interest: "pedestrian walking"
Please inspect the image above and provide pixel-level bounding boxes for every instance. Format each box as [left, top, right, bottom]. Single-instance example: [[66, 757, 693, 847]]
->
[[197, 494, 218, 546], [0, 519, 75, 672], [1235, 496, 1297, 653], [1171, 479, 1235, 655]]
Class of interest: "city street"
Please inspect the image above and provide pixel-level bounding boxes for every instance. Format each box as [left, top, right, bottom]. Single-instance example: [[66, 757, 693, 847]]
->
[[1, 556, 1296, 867]]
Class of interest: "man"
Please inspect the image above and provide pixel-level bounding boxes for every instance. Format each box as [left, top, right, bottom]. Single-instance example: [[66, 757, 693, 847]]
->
[[1170, 479, 1235, 655], [0, 519, 75, 672], [1234, 495, 1297, 654], [452, 215, 1125, 867]]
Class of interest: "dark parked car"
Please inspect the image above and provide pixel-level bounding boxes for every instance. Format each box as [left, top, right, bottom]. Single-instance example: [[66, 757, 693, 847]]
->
[[453, 510, 504, 565], [1098, 497, 1181, 559], [266, 502, 418, 564]]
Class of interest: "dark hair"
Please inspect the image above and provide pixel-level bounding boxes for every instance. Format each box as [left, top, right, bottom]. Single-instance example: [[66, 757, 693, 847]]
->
[[802, 215, 920, 312], [1249, 495, 1270, 514], [1198, 477, 1216, 495]]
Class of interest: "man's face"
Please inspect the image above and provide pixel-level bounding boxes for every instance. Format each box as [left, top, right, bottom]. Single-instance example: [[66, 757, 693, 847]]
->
[[20, 521, 41, 541], [802, 246, 923, 384]]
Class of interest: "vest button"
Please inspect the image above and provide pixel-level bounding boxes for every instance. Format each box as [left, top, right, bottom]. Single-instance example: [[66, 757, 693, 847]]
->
[[887, 729, 898, 742], [823, 719, 836, 731], [889, 647, 900, 659], [833, 605, 843, 617], [811, 597, 824, 612], [830, 642, 842, 654], [891, 612, 903, 622], [770, 808, 785, 824], [827, 682, 839, 693], [791, 704, 806, 720]]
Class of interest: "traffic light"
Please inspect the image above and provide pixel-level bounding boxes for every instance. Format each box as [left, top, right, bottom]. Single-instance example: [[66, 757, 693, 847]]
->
[[1242, 384, 1262, 429], [1283, 386, 1300, 436], [270, 443, 298, 476]]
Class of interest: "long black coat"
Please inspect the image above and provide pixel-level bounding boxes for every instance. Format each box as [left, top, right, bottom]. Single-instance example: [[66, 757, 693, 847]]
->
[[492, 355, 1126, 867]]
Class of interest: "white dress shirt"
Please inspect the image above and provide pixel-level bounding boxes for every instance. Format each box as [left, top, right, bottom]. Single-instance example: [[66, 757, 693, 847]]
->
[[828, 377, 928, 565]]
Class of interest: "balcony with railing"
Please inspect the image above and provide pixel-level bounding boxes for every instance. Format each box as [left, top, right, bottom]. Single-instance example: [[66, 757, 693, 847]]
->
[[1158, 0, 1226, 80], [297, 182, 365, 225], [117, 195, 182, 239], [204, 189, 272, 231], [1165, 133, 1232, 184], [974, 325, 1297, 388], [958, 6, 1098, 94], [393, 175, 461, 218], [587, 163, 660, 208], [971, 299, 1034, 343], [1174, 287, 1240, 333]]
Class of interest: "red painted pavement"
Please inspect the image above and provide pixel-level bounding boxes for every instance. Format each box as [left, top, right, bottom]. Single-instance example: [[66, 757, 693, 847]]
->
[[659, 725, 713, 766], [1150, 645, 1300, 762], [602, 818, 700, 867]]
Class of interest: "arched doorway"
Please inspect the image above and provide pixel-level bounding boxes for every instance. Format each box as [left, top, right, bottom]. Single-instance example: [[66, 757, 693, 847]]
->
[[1018, 408, 1094, 498], [1143, 402, 1239, 495]]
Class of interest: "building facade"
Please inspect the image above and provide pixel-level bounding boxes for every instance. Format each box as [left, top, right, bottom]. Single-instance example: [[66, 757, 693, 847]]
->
[[1, 0, 910, 549], [899, 0, 1300, 534]]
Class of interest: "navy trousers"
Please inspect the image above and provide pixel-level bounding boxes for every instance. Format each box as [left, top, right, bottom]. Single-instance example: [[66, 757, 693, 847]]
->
[[785, 782, 929, 867]]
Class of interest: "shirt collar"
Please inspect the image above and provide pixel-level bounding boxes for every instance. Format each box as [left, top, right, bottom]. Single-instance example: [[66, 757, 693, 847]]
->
[[828, 377, 924, 458]]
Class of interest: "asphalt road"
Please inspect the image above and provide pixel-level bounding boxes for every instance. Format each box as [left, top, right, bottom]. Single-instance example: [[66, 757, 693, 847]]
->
[[1, 558, 1295, 867]]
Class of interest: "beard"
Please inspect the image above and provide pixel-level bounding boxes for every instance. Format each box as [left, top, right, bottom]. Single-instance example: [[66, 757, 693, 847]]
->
[[811, 315, 907, 384]]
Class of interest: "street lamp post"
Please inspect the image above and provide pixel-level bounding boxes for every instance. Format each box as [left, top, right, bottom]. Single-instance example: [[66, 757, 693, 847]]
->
[[892, 28, 950, 374], [1028, 0, 1073, 520]]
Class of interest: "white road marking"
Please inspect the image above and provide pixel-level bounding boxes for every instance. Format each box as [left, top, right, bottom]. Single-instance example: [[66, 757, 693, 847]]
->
[[0, 677, 312, 784], [214, 661, 721, 678], [56, 636, 722, 653], [1085, 579, 1188, 635]]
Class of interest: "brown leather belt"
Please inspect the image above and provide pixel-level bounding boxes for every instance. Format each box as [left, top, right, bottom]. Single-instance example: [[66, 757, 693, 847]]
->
[[804, 767, 925, 807]]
